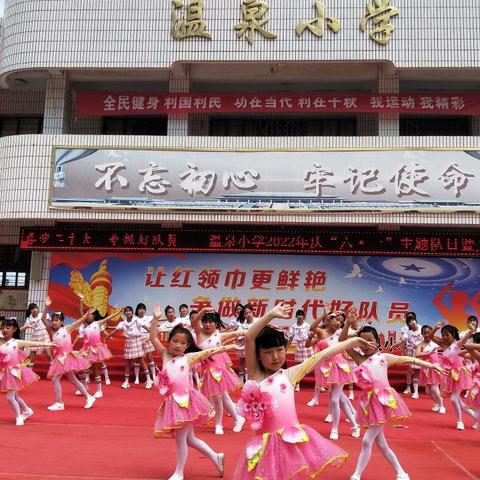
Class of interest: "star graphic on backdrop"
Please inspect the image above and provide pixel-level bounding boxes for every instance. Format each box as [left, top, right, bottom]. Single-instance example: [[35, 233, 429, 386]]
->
[[400, 263, 426, 272]]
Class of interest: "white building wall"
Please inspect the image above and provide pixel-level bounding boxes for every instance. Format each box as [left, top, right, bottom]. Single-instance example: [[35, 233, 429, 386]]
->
[[1, 1, 480, 77]]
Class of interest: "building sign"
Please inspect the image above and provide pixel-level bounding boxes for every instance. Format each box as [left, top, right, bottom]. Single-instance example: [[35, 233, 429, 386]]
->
[[51, 148, 480, 211], [170, 1, 399, 46], [76, 92, 474, 117], [19, 226, 480, 258]]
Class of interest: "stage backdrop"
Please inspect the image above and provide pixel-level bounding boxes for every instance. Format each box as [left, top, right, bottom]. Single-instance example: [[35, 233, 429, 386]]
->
[[48, 252, 480, 351]]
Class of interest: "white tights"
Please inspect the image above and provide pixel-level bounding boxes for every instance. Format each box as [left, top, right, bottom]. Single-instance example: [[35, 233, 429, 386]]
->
[[6, 391, 29, 418], [169, 423, 221, 480], [213, 393, 242, 427], [330, 384, 358, 433], [352, 424, 407, 478], [450, 391, 475, 423], [429, 384, 443, 408], [52, 371, 90, 403]]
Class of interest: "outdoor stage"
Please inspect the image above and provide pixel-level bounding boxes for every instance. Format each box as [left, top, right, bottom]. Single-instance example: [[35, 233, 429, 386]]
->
[[1, 376, 478, 480]]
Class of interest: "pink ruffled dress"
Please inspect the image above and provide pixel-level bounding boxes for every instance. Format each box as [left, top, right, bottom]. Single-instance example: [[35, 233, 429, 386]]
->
[[354, 352, 411, 427], [464, 362, 480, 410], [440, 342, 473, 394], [314, 332, 355, 387], [418, 342, 443, 386], [198, 332, 242, 397], [0, 339, 39, 392], [234, 369, 347, 480], [154, 355, 213, 438], [47, 327, 91, 378], [79, 322, 112, 364]]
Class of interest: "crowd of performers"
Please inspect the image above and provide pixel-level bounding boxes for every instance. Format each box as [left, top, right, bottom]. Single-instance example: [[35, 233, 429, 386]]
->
[[1, 297, 480, 480]]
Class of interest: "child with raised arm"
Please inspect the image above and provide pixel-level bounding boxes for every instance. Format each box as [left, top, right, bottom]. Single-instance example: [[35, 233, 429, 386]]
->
[[233, 303, 375, 480], [41, 296, 97, 411], [1, 317, 56, 425], [305, 305, 361, 440], [79, 307, 122, 398], [150, 304, 234, 480], [428, 320, 475, 430], [192, 307, 245, 435], [339, 315, 445, 480], [415, 324, 445, 414], [464, 332, 480, 427]]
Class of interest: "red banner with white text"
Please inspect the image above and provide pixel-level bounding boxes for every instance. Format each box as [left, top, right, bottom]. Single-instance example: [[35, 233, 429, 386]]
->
[[75, 91, 477, 117]]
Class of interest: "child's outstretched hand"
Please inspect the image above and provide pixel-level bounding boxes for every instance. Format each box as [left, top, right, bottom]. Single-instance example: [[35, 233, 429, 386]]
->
[[432, 363, 447, 375], [45, 296, 52, 307], [152, 303, 162, 319], [323, 301, 332, 316], [434, 321, 446, 330], [271, 302, 293, 320], [357, 338, 376, 350]]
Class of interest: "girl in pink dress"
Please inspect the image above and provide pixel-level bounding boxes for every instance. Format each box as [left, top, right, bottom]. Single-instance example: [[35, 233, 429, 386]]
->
[[464, 332, 480, 427], [192, 307, 245, 435], [149, 304, 235, 480], [339, 315, 445, 480], [79, 307, 121, 398], [306, 306, 360, 440], [428, 321, 475, 430], [41, 296, 97, 411], [415, 324, 445, 413], [0, 317, 55, 425], [233, 303, 375, 480]]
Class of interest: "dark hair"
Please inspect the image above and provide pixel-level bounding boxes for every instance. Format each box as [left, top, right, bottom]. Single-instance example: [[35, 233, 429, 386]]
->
[[179, 303, 188, 311], [123, 305, 133, 313], [26, 303, 39, 317], [165, 305, 174, 316], [1, 318, 20, 339], [255, 326, 288, 372], [235, 303, 245, 322], [168, 326, 200, 353], [87, 308, 102, 322], [135, 303, 147, 316], [421, 324, 432, 334], [201, 311, 227, 329], [189, 309, 198, 318], [406, 316, 417, 328], [472, 332, 480, 344], [358, 325, 380, 346], [441, 324, 459, 341], [52, 311, 65, 324], [406, 311, 416, 320], [467, 315, 478, 325], [296, 309, 305, 317]]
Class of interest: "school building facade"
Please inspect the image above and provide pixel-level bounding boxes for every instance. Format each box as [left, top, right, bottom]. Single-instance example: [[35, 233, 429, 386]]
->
[[1, 1, 480, 328]]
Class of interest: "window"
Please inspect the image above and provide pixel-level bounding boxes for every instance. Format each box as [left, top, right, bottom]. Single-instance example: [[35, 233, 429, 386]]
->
[[209, 116, 356, 136], [102, 116, 168, 135], [400, 116, 471, 136], [0, 117, 43, 137], [0, 247, 31, 289]]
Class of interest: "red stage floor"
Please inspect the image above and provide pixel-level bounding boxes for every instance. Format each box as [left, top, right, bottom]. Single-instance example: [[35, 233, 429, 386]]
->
[[1, 378, 478, 480]]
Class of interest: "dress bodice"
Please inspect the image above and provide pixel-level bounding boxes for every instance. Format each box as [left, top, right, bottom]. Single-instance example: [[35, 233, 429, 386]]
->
[[0, 339, 22, 366], [53, 327, 73, 355], [160, 355, 192, 397], [354, 352, 390, 390], [422, 341, 440, 363], [441, 342, 464, 369], [83, 322, 101, 346], [198, 331, 229, 365], [256, 369, 299, 433]]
